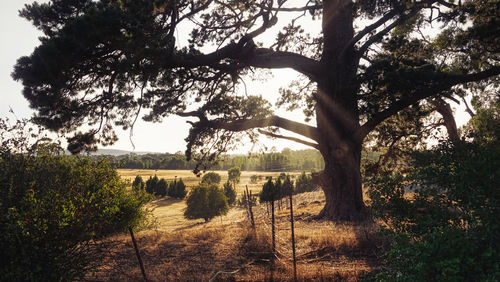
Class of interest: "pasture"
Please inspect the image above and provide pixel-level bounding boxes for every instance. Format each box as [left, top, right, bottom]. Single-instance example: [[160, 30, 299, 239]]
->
[[117, 169, 302, 231]]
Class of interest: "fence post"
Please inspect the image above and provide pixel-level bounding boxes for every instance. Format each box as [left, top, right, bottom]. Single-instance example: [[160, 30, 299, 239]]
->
[[271, 198, 275, 282], [246, 186, 255, 228], [128, 227, 148, 282], [289, 192, 297, 281]]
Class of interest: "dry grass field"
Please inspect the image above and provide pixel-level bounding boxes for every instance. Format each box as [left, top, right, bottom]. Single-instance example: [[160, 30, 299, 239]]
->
[[118, 169, 302, 231], [93, 171, 383, 281]]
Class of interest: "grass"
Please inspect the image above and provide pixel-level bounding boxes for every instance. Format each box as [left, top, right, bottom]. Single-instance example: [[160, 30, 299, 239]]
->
[[92, 170, 384, 281], [118, 169, 301, 231]]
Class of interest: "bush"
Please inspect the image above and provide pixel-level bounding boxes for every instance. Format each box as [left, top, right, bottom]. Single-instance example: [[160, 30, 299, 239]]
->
[[170, 178, 187, 199], [184, 183, 228, 222], [259, 177, 279, 202], [250, 174, 259, 183], [145, 175, 159, 194], [132, 175, 145, 191], [0, 145, 149, 281], [294, 171, 317, 194], [156, 179, 168, 197], [201, 171, 222, 184], [366, 141, 500, 281], [223, 180, 237, 206], [228, 166, 241, 184]]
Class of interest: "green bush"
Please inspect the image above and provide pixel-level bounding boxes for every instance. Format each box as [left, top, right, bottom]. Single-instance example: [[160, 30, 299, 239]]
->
[[228, 166, 241, 184], [132, 175, 145, 191], [294, 171, 317, 194], [201, 171, 222, 184], [366, 141, 500, 281], [184, 183, 228, 222], [223, 180, 237, 206], [0, 146, 149, 281], [168, 178, 187, 199], [157, 179, 168, 197]]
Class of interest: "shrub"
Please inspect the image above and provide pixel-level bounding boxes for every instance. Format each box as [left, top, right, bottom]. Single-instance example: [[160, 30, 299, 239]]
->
[[156, 179, 168, 197], [184, 183, 228, 222], [201, 171, 221, 184], [132, 175, 145, 191], [366, 141, 500, 281], [145, 175, 159, 194], [294, 171, 317, 194], [0, 145, 149, 281], [250, 174, 259, 183], [223, 180, 237, 206], [259, 177, 279, 202], [228, 166, 241, 184], [171, 178, 187, 199]]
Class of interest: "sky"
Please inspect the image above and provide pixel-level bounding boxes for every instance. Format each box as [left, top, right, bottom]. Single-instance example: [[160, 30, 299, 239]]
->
[[0, 1, 472, 154]]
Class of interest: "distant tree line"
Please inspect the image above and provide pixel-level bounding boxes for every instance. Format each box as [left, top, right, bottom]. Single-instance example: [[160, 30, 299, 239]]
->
[[92, 149, 325, 171]]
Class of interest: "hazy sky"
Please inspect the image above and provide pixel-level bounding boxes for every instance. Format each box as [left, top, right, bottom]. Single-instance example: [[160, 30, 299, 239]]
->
[[1, 1, 471, 154]]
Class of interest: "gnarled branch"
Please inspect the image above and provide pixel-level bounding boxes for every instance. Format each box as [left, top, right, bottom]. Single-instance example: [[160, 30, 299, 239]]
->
[[258, 129, 319, 149], [356, 66, 500, 140]]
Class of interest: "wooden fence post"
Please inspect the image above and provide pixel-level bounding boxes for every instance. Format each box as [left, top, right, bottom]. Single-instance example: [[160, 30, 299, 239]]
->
[[128, 227, 148, 282], [289, 192, 297, 281], [246, 186, 255, 228]]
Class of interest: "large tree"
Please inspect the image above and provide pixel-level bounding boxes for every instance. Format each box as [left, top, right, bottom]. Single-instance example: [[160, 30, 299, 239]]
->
[[13, 0, 499, 221]]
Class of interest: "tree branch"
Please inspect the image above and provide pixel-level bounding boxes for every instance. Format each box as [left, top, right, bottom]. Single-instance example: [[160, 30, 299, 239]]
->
[[257, 129, 319, 149], [356, 66, 500, 140], [180, 114, 320, 142]]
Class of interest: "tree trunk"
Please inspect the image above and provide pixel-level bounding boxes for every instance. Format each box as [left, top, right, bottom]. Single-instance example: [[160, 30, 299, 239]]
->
[[312, 141, 368, 221], [311, 0, 368, 221], [433, 98, 460, 142]]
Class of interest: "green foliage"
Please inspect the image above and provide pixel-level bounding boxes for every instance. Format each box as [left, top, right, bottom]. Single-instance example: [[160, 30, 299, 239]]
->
[[132, 175, 145, 191], [223, 180, 237, 206], [259, 177, 279, 202], [184, 183, 229, 222], [227, 166, 241, 184], [294, 172, 318, 194], [145, 175, 159, 194], [367, 141, 500, 281], [170, 178, 187, 199], [0, 145, 149, 281], [201, 171, 222, 184], [250, 174, 259, 183], [156, 178, 168, 197], [282, 175, 294, 196]]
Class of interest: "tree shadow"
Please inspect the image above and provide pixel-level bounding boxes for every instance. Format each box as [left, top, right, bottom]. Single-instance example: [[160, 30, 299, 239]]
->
[[148, 197, 184, 209]]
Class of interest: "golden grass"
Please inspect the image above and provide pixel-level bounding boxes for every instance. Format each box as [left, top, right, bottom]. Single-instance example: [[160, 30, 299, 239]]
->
[[93, 189, 384, 281], [118, 169, 301, 231]]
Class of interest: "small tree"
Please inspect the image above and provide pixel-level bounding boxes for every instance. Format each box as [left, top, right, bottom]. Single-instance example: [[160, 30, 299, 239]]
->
[[145, 175, 159, 195], [173, 178, 187, 199], [167, 179, 177, 197], [294, 172, 317, 194], [184, 183, 228, 222], [228, 166, 241, 186], [132, 175, 145, 191], [223, 180, 237, 206], [201, 172, 221, 184], [259, 177, 278, 203], [250, 175, 258, 184], [156, 179, 168, 197], [282, 175, 294, 196]]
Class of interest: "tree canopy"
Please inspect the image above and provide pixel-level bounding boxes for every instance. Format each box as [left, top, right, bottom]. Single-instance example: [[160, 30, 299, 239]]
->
[[13, 0, 499, 221]]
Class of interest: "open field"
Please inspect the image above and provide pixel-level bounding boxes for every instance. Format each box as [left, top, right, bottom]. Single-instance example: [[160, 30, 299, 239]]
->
[[118, 169, 302, 231], [118, 169, 302, 195], [92, 190, 383, 281], [103, 170, 383, 280]]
